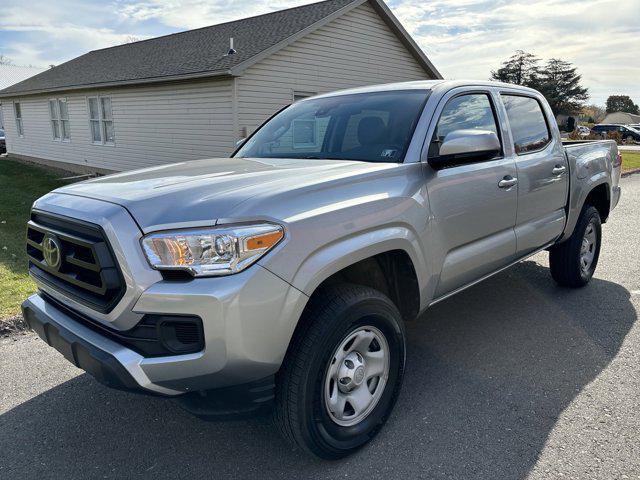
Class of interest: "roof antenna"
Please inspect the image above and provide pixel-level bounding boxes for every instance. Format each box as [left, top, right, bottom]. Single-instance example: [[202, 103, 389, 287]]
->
[[227, 37, 237, 55]]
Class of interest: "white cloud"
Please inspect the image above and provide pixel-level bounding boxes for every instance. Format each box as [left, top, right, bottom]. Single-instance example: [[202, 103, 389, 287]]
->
[[0, 0, 144, 67], [116, 0, 322, 30], [391, 0, 640, 104]]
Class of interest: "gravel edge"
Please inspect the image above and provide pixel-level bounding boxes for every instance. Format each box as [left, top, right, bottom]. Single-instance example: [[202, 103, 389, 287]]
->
[[0, 315, 30, 338]]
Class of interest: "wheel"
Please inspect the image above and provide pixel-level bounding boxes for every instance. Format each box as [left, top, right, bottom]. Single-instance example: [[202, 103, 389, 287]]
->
[[549, 205, 602, 288], [274, 284, 406, 459], [624, 135, 635, 144]]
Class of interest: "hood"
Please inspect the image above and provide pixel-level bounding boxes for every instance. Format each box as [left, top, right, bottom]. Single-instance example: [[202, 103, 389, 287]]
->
[[56, 157, 396, 230]]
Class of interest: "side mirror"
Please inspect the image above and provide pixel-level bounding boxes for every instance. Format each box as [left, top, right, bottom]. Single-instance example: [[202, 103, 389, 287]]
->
[[235, 138, 247, 148], [429, 129, 501, 170]]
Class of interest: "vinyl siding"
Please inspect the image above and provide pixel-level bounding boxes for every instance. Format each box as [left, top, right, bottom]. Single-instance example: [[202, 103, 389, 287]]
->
[[236, 1, 432, 136], [1, 79, 234, 171]]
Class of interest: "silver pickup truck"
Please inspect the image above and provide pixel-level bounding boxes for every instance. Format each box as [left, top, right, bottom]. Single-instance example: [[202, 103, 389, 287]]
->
[[22, 80, 621, 458]]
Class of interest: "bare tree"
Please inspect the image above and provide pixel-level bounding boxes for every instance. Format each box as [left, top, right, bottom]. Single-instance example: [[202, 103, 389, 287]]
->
[[124, 35, 143, 44], [0, 54, 13, 65]]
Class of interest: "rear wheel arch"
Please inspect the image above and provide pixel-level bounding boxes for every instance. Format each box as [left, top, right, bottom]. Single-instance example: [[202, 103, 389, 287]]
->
[[560, 179, 611, 243], [583, 182, 610, 223]]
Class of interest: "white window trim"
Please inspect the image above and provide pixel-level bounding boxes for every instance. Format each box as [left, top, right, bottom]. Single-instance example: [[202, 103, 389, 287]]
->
[[48, 98, 71, 142], [14, 100, 24, 138], [86, 95, 115, 146], [49, 99, 60, 141], [292, 91, 316, 103]]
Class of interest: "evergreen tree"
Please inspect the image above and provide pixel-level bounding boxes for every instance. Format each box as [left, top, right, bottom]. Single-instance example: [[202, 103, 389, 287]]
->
[[491, 52, 589, 116], [538, 58, 589, 115], [605, 95, 639, 114], [490, 50, 541, 87]]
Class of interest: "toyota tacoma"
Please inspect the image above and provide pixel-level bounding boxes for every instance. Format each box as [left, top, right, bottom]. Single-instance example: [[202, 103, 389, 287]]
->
[[22, 80, 622, 458]]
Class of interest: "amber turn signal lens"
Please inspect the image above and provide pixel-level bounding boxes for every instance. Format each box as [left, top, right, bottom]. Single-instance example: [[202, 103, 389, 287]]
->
[[246, 230, 283, 250]]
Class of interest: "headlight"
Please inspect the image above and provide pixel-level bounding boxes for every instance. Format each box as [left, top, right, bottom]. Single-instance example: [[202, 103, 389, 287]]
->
[[141, 223, 284, 277]]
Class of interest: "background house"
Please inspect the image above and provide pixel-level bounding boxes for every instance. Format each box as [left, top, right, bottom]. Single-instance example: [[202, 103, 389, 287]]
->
[[601, 111, 640, 125], [0, 0, 441, 173], [0, 64, 46, 129]]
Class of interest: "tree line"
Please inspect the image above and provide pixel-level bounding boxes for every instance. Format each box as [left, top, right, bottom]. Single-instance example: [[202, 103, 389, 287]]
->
[[490, 50, 638, 122], [490, 50, 588, 116]]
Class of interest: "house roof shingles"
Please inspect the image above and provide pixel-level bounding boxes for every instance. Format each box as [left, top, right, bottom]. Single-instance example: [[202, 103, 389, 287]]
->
[[0, 64, 47, 90], [0, 0, 359, 97]]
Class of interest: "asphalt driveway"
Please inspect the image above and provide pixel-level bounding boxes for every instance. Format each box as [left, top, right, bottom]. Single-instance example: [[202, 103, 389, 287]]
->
[[1, 175, 639, 479]]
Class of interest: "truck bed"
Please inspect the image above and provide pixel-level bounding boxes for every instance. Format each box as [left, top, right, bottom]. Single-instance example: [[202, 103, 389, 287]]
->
[[559, 138, 621, 242]]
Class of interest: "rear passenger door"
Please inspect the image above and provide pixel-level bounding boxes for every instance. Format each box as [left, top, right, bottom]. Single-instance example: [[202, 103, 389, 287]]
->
[[424, 89, 518, 298], [500, 93, 569, 255]]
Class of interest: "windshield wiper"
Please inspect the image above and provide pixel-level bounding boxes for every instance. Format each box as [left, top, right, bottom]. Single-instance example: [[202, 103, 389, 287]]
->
[[297, 155, 358, 161]]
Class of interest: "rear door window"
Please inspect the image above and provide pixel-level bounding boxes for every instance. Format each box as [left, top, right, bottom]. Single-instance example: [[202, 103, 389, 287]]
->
[[501, 95, 551, 154]]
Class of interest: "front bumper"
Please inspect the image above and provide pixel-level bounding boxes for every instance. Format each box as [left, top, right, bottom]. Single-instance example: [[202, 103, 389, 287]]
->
[[22, 295, 283, 416], [24, 261, 308, 398], [22, 296, 154, 394]]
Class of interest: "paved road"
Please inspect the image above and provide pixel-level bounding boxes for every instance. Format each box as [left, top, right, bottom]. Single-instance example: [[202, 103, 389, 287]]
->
[[2, 177, 639, 480]]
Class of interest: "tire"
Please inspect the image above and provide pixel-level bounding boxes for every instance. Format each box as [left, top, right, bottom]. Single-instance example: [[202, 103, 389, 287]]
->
[[274, 283, 406, 459], [624, 135, 634, 144], [549, 205, 602, 288]]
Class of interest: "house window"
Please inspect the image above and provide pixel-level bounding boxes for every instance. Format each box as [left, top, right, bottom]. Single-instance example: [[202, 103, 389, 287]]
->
[[49, 98, 70, 141], [293, 91, 316, 103], [14, 102, 23, 137], [292, 119, 318, 148], [88, 96, 115, 145]]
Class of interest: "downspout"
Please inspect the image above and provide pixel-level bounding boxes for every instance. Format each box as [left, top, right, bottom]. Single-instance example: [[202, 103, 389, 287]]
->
[[231, 76, 239, 147]]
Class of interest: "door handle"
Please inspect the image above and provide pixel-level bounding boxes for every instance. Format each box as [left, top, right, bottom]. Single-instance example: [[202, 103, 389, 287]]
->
[[552, 165, 566, 175], [498, 176, 518, 189]]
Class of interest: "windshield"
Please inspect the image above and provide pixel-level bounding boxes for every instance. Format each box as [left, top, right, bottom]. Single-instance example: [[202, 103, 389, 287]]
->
[[0, 129, 4, 137], [235, 90, 429, 163]]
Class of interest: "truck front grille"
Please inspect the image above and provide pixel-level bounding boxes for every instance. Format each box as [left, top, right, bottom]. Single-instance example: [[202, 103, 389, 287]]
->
[[26, 212, 125, 313]]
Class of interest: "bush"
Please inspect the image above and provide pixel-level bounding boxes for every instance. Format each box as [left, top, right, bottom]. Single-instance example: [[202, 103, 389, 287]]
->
[[567, 129, 624, 144]]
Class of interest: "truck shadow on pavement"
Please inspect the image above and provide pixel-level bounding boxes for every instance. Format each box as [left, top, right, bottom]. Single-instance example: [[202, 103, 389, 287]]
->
[[0, 259, 636, 479]]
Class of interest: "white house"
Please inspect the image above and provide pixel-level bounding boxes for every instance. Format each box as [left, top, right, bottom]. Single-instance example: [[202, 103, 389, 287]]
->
[[0, 0, 441, 173], [0, 64, 46, 129]]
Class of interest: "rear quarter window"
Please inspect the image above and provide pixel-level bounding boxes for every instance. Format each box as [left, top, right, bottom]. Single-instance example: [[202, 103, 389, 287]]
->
[[501, 95, 551, 155]]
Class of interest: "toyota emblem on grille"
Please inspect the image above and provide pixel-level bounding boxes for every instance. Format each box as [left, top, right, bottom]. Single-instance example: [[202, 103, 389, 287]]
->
[[42, 234, 62, 270]]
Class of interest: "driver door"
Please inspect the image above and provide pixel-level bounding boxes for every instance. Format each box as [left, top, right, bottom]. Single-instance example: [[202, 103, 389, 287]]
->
[[424, 89, 518, 298]]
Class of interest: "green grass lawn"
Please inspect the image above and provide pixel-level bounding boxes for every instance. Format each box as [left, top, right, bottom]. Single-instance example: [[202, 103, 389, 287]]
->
[[0, 159, 66, 320], [621, 151, 640, 172]]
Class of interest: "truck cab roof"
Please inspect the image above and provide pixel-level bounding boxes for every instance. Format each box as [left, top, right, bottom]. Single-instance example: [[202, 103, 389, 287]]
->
[[311, 79, 542, 100]]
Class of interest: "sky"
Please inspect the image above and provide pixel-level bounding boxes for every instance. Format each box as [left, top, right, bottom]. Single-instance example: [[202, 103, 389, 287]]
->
[[1, 0, 639, 106]]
